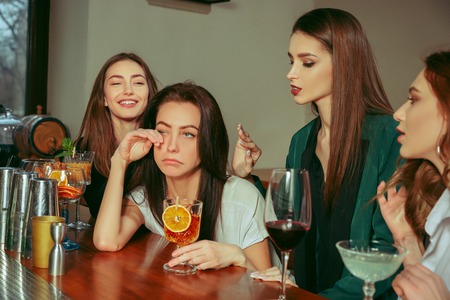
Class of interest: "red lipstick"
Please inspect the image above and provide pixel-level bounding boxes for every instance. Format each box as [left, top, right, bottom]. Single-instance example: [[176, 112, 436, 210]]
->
[[290, 85, 301, 96]]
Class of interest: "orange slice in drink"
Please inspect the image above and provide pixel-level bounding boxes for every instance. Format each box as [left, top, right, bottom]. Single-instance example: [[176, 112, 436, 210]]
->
[[58, 186, 82, 199], [162, 205, 191, 233], [49, 170, 68, 186]]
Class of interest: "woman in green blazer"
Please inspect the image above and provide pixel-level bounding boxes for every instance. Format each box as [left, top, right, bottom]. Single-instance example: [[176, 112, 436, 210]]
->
[[233, 8, 400, 299]]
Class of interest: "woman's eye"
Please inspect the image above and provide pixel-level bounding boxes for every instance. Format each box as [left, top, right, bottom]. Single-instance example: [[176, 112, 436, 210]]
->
[[133, 81, 146, 85], [157, 129, 168, 135], [303, 62, 315, 68], [183, 132, 195, 138], [407, 96, 417, 104], [110, 82, 121, 86]]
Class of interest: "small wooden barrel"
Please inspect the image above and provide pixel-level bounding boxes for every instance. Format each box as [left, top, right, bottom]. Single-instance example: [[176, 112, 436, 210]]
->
[[13, 115, 70, 158]]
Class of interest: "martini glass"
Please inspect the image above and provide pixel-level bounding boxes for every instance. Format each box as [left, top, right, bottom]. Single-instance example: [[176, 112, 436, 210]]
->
[[336, 240, 408, 300]]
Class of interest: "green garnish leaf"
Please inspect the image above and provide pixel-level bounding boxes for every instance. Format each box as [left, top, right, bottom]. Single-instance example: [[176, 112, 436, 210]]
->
[[55, 137, 75, 158]]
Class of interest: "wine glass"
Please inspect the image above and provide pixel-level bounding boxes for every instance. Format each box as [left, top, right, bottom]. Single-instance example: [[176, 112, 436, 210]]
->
[[264, 168, 312, 300], [336, 240, 408, 300], [19, 158, 55, 177], [64, 151, 94, 230], [50, 167, 86, 251], [162, 198, 203, 274]]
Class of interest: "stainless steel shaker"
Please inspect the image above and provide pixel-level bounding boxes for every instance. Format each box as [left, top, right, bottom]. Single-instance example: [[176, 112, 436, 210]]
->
[[0, 167, 16, 244], [5, 171, 37, 251], [48, 222, 66, 276], [21, 178, 58, 259]]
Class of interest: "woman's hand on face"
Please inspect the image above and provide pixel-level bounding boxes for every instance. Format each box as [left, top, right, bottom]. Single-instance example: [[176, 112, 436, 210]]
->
[[377, 181, 415, 241], [115, 129, 163, 164], [168, 240, 247, 270], [393, 264, 450, 300], [231, 123, 262, 178], [250, 267, 298, 287]]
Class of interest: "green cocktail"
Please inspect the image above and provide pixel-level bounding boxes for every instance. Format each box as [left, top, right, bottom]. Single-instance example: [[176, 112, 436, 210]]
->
[[336, 240, 408, 300]]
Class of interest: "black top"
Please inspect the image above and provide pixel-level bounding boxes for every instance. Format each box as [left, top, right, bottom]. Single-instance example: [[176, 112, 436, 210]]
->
[[83, 163, 107, 219], [294, 120, 368, 293]]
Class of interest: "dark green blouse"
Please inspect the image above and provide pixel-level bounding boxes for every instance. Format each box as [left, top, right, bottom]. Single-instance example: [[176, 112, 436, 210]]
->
[[286, 114, 401, 300]]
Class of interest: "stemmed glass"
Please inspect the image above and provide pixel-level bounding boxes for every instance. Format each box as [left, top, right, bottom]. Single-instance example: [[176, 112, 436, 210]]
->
[[162, 198, 203, 274], [336, 240, 408, 300], [264, 168, 312, 300], [50, 167, 86, 251], [19, 158, 55, 177], [64, 151, 94, 230]]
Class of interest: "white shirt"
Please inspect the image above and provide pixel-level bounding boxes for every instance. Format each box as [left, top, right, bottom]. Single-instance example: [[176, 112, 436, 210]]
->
[[422, 188, 450, 288], [127, 176, 268, 250]]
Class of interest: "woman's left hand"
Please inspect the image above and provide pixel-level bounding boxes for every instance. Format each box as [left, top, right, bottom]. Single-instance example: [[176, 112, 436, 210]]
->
[[168, 240, 246, 270], [393, 264, 450, 300]]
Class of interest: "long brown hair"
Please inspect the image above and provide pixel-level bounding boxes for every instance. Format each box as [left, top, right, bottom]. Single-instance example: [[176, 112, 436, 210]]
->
[[76, 53, 159, 190], [383, 51, 450, 237], [292, 8, 393, 210], [142, 81, 229, 241]]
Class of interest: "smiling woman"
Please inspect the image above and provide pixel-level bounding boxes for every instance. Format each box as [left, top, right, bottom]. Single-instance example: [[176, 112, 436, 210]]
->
[[74, 52, 159, 219]]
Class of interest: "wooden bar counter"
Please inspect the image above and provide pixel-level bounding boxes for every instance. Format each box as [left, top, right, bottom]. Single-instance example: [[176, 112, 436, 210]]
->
[[3, 207, 325, 299]]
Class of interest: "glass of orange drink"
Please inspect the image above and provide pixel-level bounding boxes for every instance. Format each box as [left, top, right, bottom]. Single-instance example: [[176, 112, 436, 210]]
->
[[48, 166, 86, 251], [64, 151, 95, 185], [162, 198, 203, 274]]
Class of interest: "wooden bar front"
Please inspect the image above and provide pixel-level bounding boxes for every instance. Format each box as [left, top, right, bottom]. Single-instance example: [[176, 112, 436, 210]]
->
[[4, 207, 325, 299]]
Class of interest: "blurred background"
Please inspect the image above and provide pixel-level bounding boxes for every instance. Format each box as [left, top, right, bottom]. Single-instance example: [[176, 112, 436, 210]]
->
[[1, 0, 449, 168]]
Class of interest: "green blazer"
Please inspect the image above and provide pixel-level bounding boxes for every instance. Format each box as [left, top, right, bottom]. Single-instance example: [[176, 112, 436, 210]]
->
[[286, 114, 401, 299]]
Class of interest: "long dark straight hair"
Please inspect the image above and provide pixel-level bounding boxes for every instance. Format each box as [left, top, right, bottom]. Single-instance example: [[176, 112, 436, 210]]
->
[[293, 8, 393, 210], [141, 81, 229, 241]]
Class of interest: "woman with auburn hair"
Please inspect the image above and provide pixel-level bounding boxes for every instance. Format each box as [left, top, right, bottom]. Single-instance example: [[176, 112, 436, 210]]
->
[[75, 52, 159, 218], [233, 8, 400, 298], [377, 51, 450, 299], [94, 82, 272, 272]]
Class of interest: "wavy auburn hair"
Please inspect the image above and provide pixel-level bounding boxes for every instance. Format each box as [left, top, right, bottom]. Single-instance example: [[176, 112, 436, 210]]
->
[[383, 51, 450, 237], [292, 8, 393, 210]]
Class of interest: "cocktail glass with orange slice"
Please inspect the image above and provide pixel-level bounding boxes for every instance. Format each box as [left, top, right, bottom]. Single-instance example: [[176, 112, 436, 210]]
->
[[162, 198, 202, 274], [49, 167, 86, 251], [63, 151, 94, 231]]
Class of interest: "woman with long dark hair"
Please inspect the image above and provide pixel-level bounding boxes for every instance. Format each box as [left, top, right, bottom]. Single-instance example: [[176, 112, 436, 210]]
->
[[94, 81, 272, 271], [75, 52, 159, 218], [234, 8, 400, 298]]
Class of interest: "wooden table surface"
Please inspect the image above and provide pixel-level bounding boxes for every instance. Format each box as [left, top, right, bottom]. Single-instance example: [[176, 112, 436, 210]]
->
[[4, 206, 325, 300]]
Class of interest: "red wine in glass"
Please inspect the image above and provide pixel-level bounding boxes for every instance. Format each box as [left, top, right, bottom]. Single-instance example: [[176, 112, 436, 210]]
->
[[264, 168, 312, 300], [265, 220, 310, 251]]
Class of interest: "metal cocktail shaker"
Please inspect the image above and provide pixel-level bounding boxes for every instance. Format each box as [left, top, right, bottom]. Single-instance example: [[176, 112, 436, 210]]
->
[[48, 222, 66, 276], [5, 171, 37, 251], [22, 178, 59, 259], [0, 167, 16, 244]]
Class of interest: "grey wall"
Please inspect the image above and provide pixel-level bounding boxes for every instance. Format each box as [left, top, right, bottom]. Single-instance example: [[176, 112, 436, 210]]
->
[[47, 0, 450, 169]]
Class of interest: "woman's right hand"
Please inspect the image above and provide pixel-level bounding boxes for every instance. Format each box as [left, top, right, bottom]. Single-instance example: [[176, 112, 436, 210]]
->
[[250, 266, 298, 287], [377, 181, 424, 264], [377, 181, 415, 241], [231, 123, 262, 178], [114, 128, 163, 164]]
